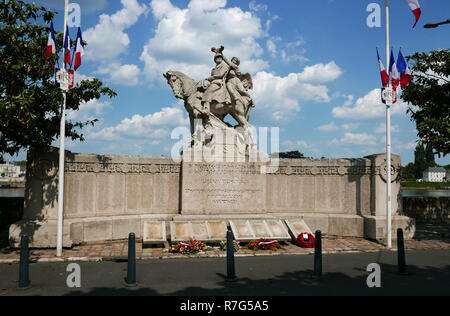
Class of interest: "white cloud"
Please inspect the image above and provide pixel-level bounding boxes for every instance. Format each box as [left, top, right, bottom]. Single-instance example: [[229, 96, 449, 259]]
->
[[253, 71, 332, 121], [282, 140, 313, 152], [266, 39, 277, 57], [83, 0, 148, 61], [249, 0, 268, 12], [316, 122, 359, 132], [95, 63, 142, 86], [374, 122, 400, 133], [88, 106, 189, 141], [297, 61, 343, 83], [67, 99, 111, 121], [331, 132, 378, 146], [332, 88, 408, 120], [316, 122, 339, 132], [140, 0, 268, 82]]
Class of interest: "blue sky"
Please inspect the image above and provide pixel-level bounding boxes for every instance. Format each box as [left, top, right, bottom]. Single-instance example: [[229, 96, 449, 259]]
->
[[12, 0, 450, 165]]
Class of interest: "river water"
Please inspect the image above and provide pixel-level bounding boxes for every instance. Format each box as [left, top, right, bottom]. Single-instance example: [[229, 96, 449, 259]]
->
[[1, 188, 449, 198]]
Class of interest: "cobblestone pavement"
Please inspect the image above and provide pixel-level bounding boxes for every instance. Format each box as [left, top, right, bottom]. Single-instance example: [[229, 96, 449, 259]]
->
[[1, 233, 449, 263]]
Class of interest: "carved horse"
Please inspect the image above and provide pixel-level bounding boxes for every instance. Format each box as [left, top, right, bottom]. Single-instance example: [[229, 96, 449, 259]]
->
[[163, 71, 253, 137]]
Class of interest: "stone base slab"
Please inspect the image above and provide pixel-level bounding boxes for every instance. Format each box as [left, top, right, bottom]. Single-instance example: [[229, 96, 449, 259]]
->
[[9, 213, 417, 248], [363, 215, 416, 240]]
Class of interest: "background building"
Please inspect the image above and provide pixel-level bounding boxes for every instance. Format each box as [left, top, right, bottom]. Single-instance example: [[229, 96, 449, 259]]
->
[[0, 162, 25, 178], [422, 167, 447, 182]]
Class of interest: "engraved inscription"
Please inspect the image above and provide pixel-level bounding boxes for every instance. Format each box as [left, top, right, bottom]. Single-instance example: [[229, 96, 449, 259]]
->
[[65, 162, 180, 174]]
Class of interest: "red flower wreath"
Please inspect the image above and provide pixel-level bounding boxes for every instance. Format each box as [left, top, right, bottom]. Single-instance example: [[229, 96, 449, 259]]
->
[[297, 232, 315, 248]]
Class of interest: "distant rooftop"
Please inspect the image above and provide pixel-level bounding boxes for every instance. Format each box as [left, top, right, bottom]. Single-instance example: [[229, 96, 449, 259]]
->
[[424, 167, 447, 173]]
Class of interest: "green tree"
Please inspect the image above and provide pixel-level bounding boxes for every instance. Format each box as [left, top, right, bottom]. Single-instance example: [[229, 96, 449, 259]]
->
[[0, 1, 117, 160], [414, 144, 427, 179], [401, 49, 450, 157], [425, 144, 436, 167], [278, 151, 305, 159], [401, 162, 415, 181]]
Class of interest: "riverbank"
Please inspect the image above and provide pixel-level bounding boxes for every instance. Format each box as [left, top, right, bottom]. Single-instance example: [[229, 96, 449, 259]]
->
[[401, 180, 449, 190], [0, 178, 25, 188]]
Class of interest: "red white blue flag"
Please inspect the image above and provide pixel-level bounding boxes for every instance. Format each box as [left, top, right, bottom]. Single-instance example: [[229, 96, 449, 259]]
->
[[377, 48, 390, 88], [64, 25, 71, 66], [74, 27, 84, 71], [45, 22, 56, 59], [397, 50, 414, 89], [389, 49, 400, 91], [404, 0, 422, 28]]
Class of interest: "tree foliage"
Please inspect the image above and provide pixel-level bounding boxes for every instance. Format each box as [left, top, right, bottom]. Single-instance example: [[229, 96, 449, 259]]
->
[[0, 0, 117, 159], [278, 151, 305, 159], [402, 49, 450, 157]]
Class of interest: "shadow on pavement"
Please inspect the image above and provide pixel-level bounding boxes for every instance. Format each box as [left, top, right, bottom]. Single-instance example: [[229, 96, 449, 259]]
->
[[61, 263, 450, 296]]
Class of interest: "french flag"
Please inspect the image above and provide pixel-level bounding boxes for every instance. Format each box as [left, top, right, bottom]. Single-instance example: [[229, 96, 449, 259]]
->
[[397, 50, 414, 89], [74, 27, 84, 71], [64, 25, 71, 67], [377, 48, 390, 88], [404, 0, 422, 28], [45, 22, 56, 59], [389, 49, 400, 91]]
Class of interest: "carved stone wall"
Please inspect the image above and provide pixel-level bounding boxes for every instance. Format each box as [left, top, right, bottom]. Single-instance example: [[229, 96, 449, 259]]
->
[[9, 149, 411, 247]]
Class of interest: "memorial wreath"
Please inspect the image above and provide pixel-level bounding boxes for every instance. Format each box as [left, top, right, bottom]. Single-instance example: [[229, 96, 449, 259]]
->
[[247, 239, 282, 251], [296, 232, 315, 248], [169, 238, 212, 255]]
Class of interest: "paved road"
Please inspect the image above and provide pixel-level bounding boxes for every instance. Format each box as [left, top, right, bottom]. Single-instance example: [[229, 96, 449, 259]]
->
[[1, 250, 449, 296]]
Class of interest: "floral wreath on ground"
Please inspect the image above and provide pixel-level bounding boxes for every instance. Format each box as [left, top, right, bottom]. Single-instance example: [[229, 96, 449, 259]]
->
[[247, 239, 282, 251], [168, 238, 212, 255], [297, 232, 315, 248], [220, 240, 240, 252]]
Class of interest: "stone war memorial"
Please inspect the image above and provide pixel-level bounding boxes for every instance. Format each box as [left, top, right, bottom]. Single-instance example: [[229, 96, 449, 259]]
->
[[9, 46, 415, 248]]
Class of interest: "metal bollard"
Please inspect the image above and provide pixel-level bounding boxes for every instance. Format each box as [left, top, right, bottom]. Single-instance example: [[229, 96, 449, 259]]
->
[[314, 230, 322, 277], [397, 228, 406, 274], [226, 230, 236, 282], [125, 233, 137, 287], [18, 235, 31, 290]]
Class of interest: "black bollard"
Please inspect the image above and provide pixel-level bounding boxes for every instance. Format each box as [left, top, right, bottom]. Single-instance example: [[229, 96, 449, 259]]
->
[[18, 235, 31, 290], [314, 230, 322, 277], [226, 230, 236, 282], [125, 233, 137, 287], [397, 228, 406, 274]]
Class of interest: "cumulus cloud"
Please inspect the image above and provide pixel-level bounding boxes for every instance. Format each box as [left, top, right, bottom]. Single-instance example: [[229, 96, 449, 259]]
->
[[296, 61, 343, 83], [83, 0, 148, 61], [331, 132, 378, 146], [140, 0, 268, 82], [332, 89, 408, 120], [252, 70, 336, 121], [95, 63, 142, 86], [374, 122, 400, 133], [315, 122, 360, 132], [88, 106, 189, 141], [67, 99, 111, 121]]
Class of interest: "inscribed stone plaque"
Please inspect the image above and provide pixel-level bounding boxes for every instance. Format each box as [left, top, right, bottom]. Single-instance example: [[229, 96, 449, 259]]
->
[[170, 221, 228, 242], [284, 219, 313, 241], [181, 161, 265, 215], [230, 219, 291, 242], [143, 221, 166, 245], [170, 221, 193, 242]]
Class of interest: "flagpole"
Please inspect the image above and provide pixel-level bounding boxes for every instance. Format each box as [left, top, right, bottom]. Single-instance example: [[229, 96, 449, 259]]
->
[[57, 0, 69, 257], [385, 0, 392, 249]]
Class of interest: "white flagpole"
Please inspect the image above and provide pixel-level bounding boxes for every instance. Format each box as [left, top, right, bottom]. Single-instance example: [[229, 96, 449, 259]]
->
[[57, 0, 69, 257], [385, 0, 392, 249]]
